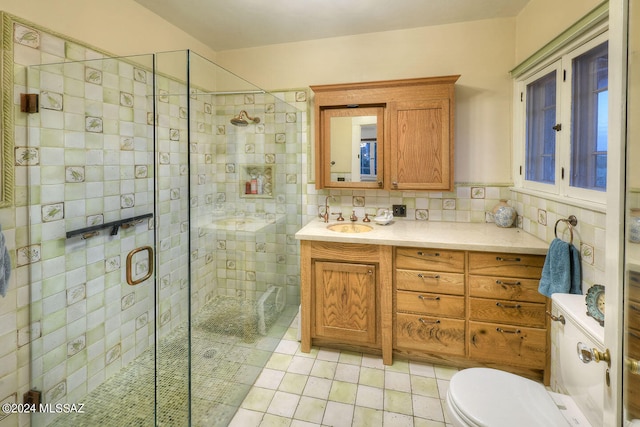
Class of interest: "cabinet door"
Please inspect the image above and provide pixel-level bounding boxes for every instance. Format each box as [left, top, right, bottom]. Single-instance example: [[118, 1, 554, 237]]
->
[[388, 99, 452, 191], [314, 261, 377, 345]]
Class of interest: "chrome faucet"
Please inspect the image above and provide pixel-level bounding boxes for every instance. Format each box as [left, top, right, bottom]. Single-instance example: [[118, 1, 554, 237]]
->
[[320, 196, 336, 223]]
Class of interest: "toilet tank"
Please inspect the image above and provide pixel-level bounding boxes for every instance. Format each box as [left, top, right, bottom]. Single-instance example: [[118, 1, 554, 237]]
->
[[551, 293, 606, 427]]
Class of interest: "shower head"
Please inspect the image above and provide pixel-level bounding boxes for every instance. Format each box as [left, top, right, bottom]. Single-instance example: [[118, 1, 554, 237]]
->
[[230, 110, 260, 127]]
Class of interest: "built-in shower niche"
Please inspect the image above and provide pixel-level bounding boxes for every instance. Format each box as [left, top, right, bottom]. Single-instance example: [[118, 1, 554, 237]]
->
[[240, 164, 274, 198]]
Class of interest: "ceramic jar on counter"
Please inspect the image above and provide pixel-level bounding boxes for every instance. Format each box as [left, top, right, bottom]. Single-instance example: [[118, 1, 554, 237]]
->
[[493, 199, 516, 228]]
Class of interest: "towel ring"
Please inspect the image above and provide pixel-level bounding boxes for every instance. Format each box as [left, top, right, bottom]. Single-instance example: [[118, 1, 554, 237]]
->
[[554, 215, 578, 244]]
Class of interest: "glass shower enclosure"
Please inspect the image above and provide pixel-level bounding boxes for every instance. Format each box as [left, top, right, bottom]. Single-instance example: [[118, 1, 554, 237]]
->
[[24, 50, 303, 426]]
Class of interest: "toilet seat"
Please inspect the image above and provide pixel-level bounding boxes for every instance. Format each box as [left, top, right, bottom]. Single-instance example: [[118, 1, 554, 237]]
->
[[446, 368, 569, 427]]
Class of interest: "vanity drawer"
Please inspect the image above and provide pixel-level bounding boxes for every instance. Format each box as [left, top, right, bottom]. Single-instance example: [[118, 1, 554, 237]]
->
[[468, 252, 545, 278], [395, 312, 465, 356], [469, 298, 546, 328], [469, 275, 546, 303], [397, 290, 465, 318], [468, 321, 547, 368], [396, 269, 464, 295], [395, 247, 465, 273]]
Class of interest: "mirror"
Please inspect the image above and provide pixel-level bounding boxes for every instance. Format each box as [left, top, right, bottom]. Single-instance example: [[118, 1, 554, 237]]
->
[[320, 106, 384, 188]]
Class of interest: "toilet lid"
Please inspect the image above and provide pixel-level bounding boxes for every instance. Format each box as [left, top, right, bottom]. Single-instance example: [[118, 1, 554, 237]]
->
[[448, 368, 569, 427]]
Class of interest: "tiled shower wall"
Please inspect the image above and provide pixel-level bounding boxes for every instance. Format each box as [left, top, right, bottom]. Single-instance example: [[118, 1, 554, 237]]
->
[[1, 13, 305, 427]]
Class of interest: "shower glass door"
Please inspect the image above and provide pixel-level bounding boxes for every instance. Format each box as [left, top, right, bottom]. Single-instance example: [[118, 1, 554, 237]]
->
[[24, 53, 181, 426]]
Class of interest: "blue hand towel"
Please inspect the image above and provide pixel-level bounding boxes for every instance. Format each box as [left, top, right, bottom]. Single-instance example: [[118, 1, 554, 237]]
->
[[0, 225, 9, 297], [538, 238, 582, 297]]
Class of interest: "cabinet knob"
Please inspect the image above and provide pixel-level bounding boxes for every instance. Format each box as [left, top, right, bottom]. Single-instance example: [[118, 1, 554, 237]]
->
[[378, 181, 383, 188], [496, 280, 521, 286], [495, 256, 521, 262], [419, 295, 440, 301], [392, 181, 398, 188], [496, 327, 521, 334]]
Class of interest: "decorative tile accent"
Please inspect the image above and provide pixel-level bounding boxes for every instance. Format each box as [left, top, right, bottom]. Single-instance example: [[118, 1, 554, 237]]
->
[[42, 202, 64, 222], [180, 221, 189, 233], [136, 313, 148, 329], [87, 214, 103, 226], [226, 260, 236, 270], [16, 244, 41, 266], [581, 243, 594, 265], [217, 125, 226, 135], [266, 104, 276, 113], [106, 344, 121, 365], [14, 23, 40, 48], [204, 103, 212, 114], [120, 137, 134, 150], [17, 322, 41, 347], [105, 256, 120, 273], [471, 187, 485, 199], [40, 91, 63, 110], [286, 174, 297, 184], [198, 175, 206, 185], [443, 199, 456, 210], [46, 382, 66, 404], [158, 89, 169, 103], [85, 116, 103, 133], [66, 166, 85, 182], [159, 152, 170, 164], [121, 293, 135, 310], [415, 209, 429, 220], [296, 91, 307, 102], [170, 129, 180, 141], [67, 335, 86, 357], [353, 196, 365, 207], [120, 92, 134, 107], [245, 144, 255, 153], [120, 194, 135, 208], [147, 112, 154, 125], [67, 284, 86, 305], [217, 240, 226, 250], [286, 113, 297, 123], [15, 147, 39, 166], [256, 243, 267, 253], [205, 253, 213, 264], [85, 67, 103, 84], [537, 209, 547, 225], [205, 154, 212, 164], [136, 259, 149, 276], [179, 107, 188, 119], [159, 310, 171, 326], [180, 164, 188, 175], [276, 133, 286, 143], [244, 94, 255, 104], [265, 153, 276, 164], [225, 163, 236, 173], [135, 165, 148, 178], [133, 68, 147, 83], [205, 194, 213, 204]]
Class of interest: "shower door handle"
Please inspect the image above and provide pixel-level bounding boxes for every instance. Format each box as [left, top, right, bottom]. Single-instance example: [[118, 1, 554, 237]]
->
[[126, 246, 154, 286]]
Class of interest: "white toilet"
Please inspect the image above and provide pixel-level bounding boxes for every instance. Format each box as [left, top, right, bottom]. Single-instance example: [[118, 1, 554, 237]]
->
[[446, 293, 605, 427]]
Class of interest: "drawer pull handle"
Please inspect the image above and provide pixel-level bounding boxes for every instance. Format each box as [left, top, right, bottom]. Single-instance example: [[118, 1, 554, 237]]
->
[[496, 302, 521, 309], [495, 280, 521, 286], [419, 318, 441, 325], [417, 273, 440, 279], [496, 256, 521, 262], [419, 295, 441, 301], [417, 251, 440, 257], [545, 311, 565, 324], [496, 327, 521, 334]]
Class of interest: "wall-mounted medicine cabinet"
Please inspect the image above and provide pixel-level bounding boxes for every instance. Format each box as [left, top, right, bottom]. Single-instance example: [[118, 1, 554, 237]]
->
[[311, 75, 460, 191]]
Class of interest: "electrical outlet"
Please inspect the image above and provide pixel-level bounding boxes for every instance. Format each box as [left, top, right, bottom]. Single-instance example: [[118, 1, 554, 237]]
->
[[392, 205, 406, 217]]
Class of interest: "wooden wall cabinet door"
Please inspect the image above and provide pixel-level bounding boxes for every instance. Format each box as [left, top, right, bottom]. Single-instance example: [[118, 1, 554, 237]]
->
[[388, 99, 453, 191], [313, 261, 378, 345]]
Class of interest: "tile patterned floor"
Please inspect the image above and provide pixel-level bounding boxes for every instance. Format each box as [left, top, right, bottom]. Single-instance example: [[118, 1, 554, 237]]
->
[[230, 315, 457, 427]]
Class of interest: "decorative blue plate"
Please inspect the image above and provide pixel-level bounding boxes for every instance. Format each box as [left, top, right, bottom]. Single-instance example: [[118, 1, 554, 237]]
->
[[585, 284, 605, 326]]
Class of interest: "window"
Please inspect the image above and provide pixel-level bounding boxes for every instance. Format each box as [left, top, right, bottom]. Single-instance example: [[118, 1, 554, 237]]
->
[[517, 32, 608, 204]]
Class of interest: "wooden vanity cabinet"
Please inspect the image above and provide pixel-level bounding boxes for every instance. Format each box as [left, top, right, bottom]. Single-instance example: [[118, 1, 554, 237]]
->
[[299, 240, 549, 380], [394, 247, 466, 357], [300, 240, 393, 364], [467, 252, 549, 381], [625, 270, 640, 419], [311, 76, 459, 192]]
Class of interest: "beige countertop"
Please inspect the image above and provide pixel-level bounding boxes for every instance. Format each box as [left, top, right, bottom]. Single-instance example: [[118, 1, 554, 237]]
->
[[295, 219, 549, 255]]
